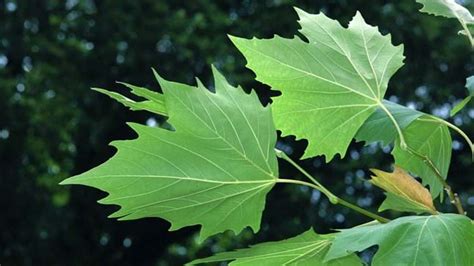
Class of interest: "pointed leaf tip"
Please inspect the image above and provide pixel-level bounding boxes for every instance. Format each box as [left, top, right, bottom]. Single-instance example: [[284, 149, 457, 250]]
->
[[293, 6, 310, 17], [151, 67, 166, 85], [228, 35, 241, 46]]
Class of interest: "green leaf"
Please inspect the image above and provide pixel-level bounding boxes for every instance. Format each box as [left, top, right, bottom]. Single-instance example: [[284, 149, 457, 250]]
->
[[451, 75, 474, 116], [61, 66, 279, 241], [189, 229, 362, 266], [326, 214, 474, 266], [392, 116, 452, 199], [356, 100, 422, 145], [416, 0, 474, 23], [355, 103, 451, 200], [93, 81, 167, 116], [451, 95, 472, 116], [230, 8, 404, 161], [370, 167, 436, 214], [416, 0, 474, 45]]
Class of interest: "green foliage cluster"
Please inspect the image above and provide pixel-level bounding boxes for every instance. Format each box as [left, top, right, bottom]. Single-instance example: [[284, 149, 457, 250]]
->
[[61, 2, 474, 265], [2, 0, 474, 265]]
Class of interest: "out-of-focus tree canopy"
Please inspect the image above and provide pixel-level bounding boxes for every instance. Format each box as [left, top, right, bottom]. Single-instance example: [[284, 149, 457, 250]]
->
[[0, 0, 473, 265]]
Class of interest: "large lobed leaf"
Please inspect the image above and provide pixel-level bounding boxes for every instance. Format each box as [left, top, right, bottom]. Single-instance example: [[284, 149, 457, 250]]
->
[[189, 229, 362, 265], [61, 66, 279, 241], [326, 214, 474, 266], [231, 6, 452, 199], [230, 8, 405, 161], [392, 116, 452, 198]]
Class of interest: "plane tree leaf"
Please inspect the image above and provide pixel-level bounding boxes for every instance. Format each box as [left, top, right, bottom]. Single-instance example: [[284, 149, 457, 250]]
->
[[60, 66, 279, 241], [415, 0, 474, 44], [188, 229, 362, 266], [451, 75, 474, 116], [370, 166, 436, 214], [392, 116, 452, 199], [230, 8, 404, 161], [416, 0, 474, 23], [93, 81, 167, 116], [355, 100, 422, 145], [325, 214, 474, 266]]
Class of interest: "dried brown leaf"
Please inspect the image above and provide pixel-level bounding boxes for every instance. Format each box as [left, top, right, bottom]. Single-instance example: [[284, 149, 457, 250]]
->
[[370, 166, 436, 214]]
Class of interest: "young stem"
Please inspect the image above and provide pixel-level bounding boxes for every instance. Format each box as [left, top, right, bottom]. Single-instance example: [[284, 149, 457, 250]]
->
[[428, 116, 474, 159], [275, 149, 390, 223], [459, 20, 474, 48], [276, 179, 389, 223], [275, 149, 337, 202], [337, 198, 390, 223], [406, 147, 466, 215]]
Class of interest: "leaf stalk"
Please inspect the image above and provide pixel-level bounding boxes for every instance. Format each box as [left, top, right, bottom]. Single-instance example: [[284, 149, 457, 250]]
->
[[406, 147, 466, 215], [378, 101, 407, 150], [459, 19, 474, 48], [429, 116, 474, 159], [275, 149, 337, 203], [276, 149, 390, 223]]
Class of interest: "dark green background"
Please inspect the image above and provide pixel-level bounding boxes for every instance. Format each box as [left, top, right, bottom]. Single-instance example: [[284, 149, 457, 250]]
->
[[1, 0, 473, 265]]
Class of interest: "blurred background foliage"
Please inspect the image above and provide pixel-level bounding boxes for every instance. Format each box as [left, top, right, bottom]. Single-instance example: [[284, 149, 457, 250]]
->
[[0, 0, 473, 265]]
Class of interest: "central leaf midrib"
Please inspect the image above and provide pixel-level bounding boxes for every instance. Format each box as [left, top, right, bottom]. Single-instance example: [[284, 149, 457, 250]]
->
[[73, 174, 275, 185], [389, 192, 433, 213], [361, 27, 381, 98], [132, 183, 271, 215], [233, 241, 329, 262], [413, 216, 432, 263], [171, 91, 277, 180], [310, 17, 379, 99], [282, 242, 329, 265], [384, 174, 433, 211]]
